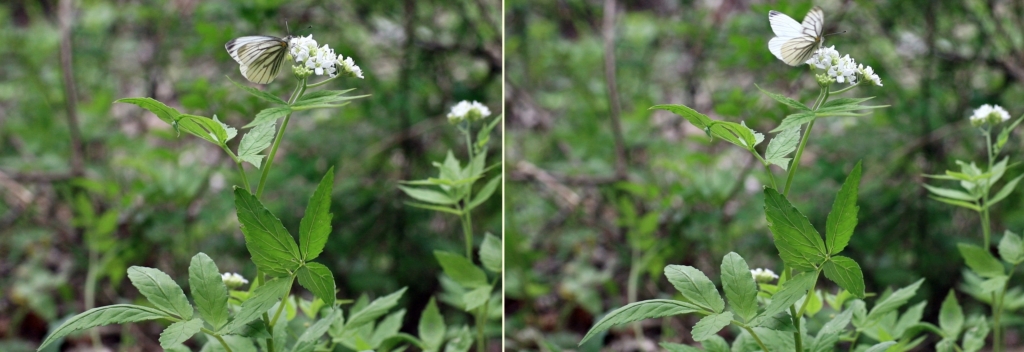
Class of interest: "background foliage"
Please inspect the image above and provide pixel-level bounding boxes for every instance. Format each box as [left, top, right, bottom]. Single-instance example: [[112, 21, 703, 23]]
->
[[0, 0, 500, 350], [505, 0, 1024, 349]]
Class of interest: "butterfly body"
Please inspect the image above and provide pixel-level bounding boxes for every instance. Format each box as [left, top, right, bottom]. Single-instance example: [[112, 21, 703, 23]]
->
[[768, 7, 824, 66], [225, 35, 292, 84]]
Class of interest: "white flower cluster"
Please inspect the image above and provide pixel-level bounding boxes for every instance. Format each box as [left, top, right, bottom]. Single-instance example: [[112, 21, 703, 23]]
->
[[970, 104, 1011, 126], [221, 272, 249, 289], [288, 35, 364, 79], [447, 100, 492, 123], [806, 46, 882, 86], [750, 268, 779, 283]]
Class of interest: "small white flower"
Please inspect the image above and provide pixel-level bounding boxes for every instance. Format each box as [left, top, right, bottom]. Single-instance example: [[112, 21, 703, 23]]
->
[[305, 44, 338, 77], [858, 64, 883, 86], [807, 46, 858, 85], [971, 104, 1010, 126], [750, 268, 779, 283], [335, 55, 364, 79], [447, 100, 492, 123], [289, 35, 318, 64], [221, 272, 249, 289]]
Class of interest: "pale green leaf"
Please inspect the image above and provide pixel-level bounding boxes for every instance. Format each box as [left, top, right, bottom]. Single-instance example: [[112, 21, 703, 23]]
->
[[237, 122, 276, 168], [434, 251, 488, 289], [467, 175, 500, 211], [958, 243, 1005, 278], [127, 266, 193, 319], [579, 299, 702, 345], [720, 252, 758, 322], [988, 174, 1024, 207], [692, 312, 733, 341], [299, 168, 334, 261], [292, 309, 341, 352], [346, 287, 407, 329], [224, 277, 290, 334], [159, 318, 204, 349], [479, 233, 502, 274], [462, 285, 492, 311], [188, 253, 229, 331], [752, 272, 815, 326], [664, 265, 725, 313], [922, 184, 979, 201], [418, 297, 446, 351], [765, 126, 800, 170], [244, 106, 291, 128], [39, 305, 170, 350], [825, 161, 861, 255], [398, 185, 458, 205], [866, 279, 924, 322], [115, 97, 180, 124], [939, 290, 963, 338], [1000, 231, 1024, 264], [297, 262, 336, 307]]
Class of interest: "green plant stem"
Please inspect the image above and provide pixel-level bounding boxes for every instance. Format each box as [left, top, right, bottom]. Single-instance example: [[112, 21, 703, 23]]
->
[[628, 246, 643, 341], [742, 325, 772, 352], [847, 331, 860, 352], [830, 81, 862, 95], [201, 328, 234, 352], [256, 79, 306, 199], [85, 249, 101, 349], [783, 87, 829, 196], [220, 144, 252, 192], [270, 276, 295, 328], [790, 305, 801, 352]]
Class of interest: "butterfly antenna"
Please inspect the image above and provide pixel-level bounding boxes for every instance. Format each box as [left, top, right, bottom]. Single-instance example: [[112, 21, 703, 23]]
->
[[823, 30, 847, 37], [285, 20, 291, 36]]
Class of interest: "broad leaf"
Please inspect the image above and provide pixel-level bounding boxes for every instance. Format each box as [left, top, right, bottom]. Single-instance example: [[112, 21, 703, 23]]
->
[[957, 243, 1005, 278], [463, 285, 492, 311], [177, 114, 227, 145], [298, 262, 336, 307], [244, 106, 291, 128], [115, 97, 180, 124], [188, 253, 229, 331], [224, 277, 290, 334], [159, 318, 203, 349], [346, 287, 407, 329], [664, 265, 725, 313], [999, 231, 1024, 264], [939, 290, 963, 338], [764, 188, 827, 271], [720, 252, 758, 322], [479, 233, 502, 274], [299, 168, 334, 261], [233, 187, 302, 277], [866, 279, 924, 322], [650, 104, 744, 147], [434, 251, 488, 289], [127, 266, 193, 319], [237, 122, 276, 169], [825, 161, 861, 254], [692, 312, 733, 341], [962, 318, 989, 352], [419, 298, 446, 351], [823, 256, 865, 298], [765, 126, 800, 170], [39, 305, 170, 349], [579, 299, 702, 345]]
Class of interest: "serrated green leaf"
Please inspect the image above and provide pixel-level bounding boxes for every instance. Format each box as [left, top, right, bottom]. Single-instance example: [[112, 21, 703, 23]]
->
[[115, 97, 180, 124], [369, 309, 406, 347], [660, 342, 703, 352], [298, 262, 336, 307], [38, 305, 169, 350], [234, 319, 271, 339], [159, 318, 203, 349], [958, 243, 1005, 278], [224, 277, 290, 334], [479, 233, 502, 274], [864, 341, 897, 352], [188, 253, 229, 331], [989, 174, 1024, 207], [692, 312, 733, 341], [664, 265, 725, 313], [811, 308, 853, 352], [765, 126, 800, 170], [346, 287, 407, 329], [579, 299, 702, 345], [237, 122, 276, 169], [771, 111, 816, 132], [300, 168, 334, 261], [127, 266, 193, 319], [467, 175, 500, 211], [999, 231, 1024, 264], [701, 335, 730, 352], [292, 309, 341, 352], [419, 298, 446, 351], [213, 116, 237, 142], [922, 184, 979, 201], [650, 104, 743, 146], [398, 185, 458, 205], [826, 161, 861, 255], [233, 187, 302, 277], [939, 290, 963, 338], [720, 252, 758, 322], [764, 188, 827, 271], [756, 84, 810, 111], [228, 77, 287, 105], [752, 272, 815, 326], [178, 114, 227, 145], [434, 251, 488, 289], [244, 106, 291, 128], [866, 279, 924, 322], [823, 256, 865, 298]]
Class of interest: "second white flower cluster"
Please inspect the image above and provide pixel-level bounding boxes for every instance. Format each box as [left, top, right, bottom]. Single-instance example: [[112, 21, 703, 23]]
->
[[289, 35, 364, 79], [806, 46, 882, 87]]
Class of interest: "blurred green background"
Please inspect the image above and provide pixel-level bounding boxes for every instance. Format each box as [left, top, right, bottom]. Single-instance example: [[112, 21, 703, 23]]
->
[[0, 0, 500, 350], [505, 0, 1024, 349]]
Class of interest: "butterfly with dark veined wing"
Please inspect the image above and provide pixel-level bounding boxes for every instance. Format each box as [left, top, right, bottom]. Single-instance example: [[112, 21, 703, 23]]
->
[[224, 35, 293, 84], [768, 7, 825, 66]]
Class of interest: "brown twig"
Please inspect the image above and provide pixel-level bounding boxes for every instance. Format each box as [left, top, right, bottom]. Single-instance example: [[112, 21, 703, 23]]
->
[[58, 0, 84, 177], [602, 0, 628, 181]]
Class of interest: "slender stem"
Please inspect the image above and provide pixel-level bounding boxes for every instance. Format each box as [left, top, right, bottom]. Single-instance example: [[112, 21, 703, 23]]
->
[[201, 328, 234, 352], [790, 305, 802, 352], [475, 308, 486, 352], [291, 103, 350, 110], [783, 87, 829, 196], [306, 74, 340, 88], [628, 246, 643, 340], [847, 331, 860, 352], [85, 249, 100, 349], [742, 325, 772, 352], [830, 80, 862, 95], [256, 79, 306, 199]]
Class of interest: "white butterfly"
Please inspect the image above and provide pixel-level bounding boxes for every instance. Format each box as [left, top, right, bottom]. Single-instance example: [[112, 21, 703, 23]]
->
[[768, 7, 824, 66], [225, 35, 293, 84]]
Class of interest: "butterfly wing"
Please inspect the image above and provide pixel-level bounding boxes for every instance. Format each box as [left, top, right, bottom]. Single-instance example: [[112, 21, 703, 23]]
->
[[768, 8, 825, 66], [801, 7, 824, 38], [225, 36, 289, 84]]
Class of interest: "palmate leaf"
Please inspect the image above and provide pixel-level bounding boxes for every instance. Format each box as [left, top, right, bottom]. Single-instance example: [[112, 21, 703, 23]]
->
[[188, 253, 229, 331], [579, 299, 702, 345], [298, 262, 336, 307], [237, 122, 276, 169], [825, 161, 862, 255], [300, 168, 334, 261], [127, 266, 193, 319], [664, 265, 725, 313], [39, 304, 170, 350], [720, 252, 758, 322], [159, 318, 204, 349], [765, 126, 800, 170], [692, 312, 734, 341], [763, 188, 827, 271], [233, 187, 302, 277], [224, 277, 291, 334], [823, 256, 865, 298]]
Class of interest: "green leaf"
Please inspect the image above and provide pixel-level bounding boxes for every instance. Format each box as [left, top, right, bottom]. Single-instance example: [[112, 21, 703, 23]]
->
[[467, 175, 500, 211], [479, 233, 502, 274], [701, 336, 730, 352], [346, 287, 407, 329], [115, 97, 180, 124], [233, 187, 302, 277], [864, 341, 897, 352], [244, 106, 292, 128], [127, 266, 193, 319], [999, 231, 1024, 264], [765, 126, 800, 170], [763, 188, 827, 271], [236, 122, 276, 169], [989, 174, 1024, 207], [720, 252, 758, 322], [707, 120, 759, 149], [418, 298, 446, 351], [811, 309, 853, 352], [692, 312, 733, 341], [866, 279, 924, 322], [213, 116, 237, 142], [300, 168, 334, 261], [752, 272, 815, 326], [922, 184, 979, 201], [822, 256, 865, 298], [298, 262, 336, 307], [755, 84, 810, 111], [234, 320, 271, 339], [462, 285, 492, 311], [444, 326, 473, 352], [224, 277, 290, 334], [957, 243, 1005, 278], [38, 305, 169, 350], [929, 196, 982, 211], [939, 290, 963, 338], [398, 185, 458, 205], [188, 253, 229, 331], [434, 251, 488, 289], [771, 111, 816, 132], [650, 104, 743, 147], [228, 77, 287, 105], [660, 342, 703, 352], [292, 309, 341, 352], [664, 265, 725, 313], [579, 299, 702, 345], [177, 114, 227, 145], [369, 309, 406, 347], [819, 97, 874, 109], [159, 318, 203, 349], [979, 275, 1007, 293], [825, 161, 861, 254], [962, 318, 989, 352]]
